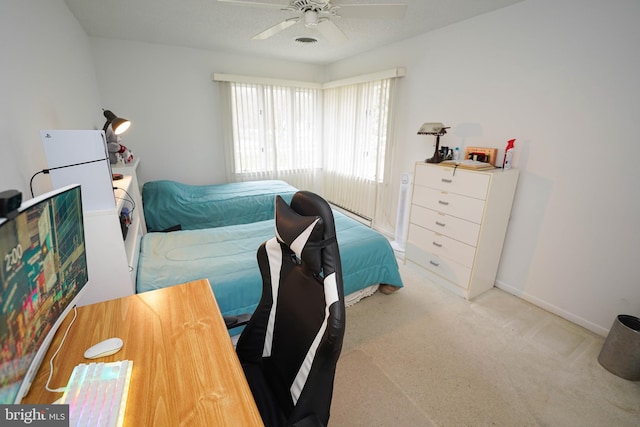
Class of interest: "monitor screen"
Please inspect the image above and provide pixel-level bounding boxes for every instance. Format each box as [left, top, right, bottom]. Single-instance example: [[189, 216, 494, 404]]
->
[[0, 184, 89, 403]]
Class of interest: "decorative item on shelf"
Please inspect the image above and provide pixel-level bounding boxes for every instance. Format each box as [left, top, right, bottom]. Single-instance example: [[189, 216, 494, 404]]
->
[[119, 207, 132, 240], [464, 146, 498, 166], [418, 122, 450, 163], [102, 109, 133, 165]]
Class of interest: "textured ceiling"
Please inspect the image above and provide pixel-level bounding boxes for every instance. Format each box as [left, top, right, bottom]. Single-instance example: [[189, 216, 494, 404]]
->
[[64, 0, 524, 65]]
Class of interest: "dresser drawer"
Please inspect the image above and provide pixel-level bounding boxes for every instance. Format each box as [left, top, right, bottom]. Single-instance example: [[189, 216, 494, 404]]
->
[[406, 242, 472, 290], [407, 223, 476, 268], [410, 205, 481, 247], [412, 186, 486, 224], [415, 164, 490, 199]]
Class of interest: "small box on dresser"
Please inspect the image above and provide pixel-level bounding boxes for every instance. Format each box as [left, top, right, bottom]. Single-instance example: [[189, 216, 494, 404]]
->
[[405, 162, 519, 299]]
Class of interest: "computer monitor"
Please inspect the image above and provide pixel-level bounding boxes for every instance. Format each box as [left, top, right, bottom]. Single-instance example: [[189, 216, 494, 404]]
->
[[0, 184, 89, 403]]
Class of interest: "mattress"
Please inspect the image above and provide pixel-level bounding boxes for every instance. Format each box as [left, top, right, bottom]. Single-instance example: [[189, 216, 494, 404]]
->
[[142, 179, 298, 231], [136, 209, 403, 321]]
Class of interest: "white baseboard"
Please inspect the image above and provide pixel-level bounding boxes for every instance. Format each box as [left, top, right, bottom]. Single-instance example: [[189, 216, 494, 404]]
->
[[329, 204, 371, 226], [495, 280, 609, 337]]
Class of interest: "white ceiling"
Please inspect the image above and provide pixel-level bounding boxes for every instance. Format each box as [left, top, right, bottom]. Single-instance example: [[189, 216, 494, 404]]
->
[[64, 0, 524, 65]]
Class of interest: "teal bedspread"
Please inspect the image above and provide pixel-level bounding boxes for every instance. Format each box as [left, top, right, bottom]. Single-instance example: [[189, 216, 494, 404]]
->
[[136, 209, 403, 320], [142, 180, 297, 231]]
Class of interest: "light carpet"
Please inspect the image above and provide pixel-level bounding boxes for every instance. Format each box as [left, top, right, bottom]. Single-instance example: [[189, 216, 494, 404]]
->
[[329, 262, 640, 426]]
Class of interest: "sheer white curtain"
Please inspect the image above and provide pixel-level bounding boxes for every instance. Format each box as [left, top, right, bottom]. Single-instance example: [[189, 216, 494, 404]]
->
[[216, 70, 403, 227], [218, 80, 322, 192], [322, 78, 395, 221]]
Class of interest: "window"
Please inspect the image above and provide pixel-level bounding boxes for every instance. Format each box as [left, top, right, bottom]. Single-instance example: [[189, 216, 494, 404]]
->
[[216, 69, 402, 224], [222, 81, 322, 191], [322, 78, 394, 219]]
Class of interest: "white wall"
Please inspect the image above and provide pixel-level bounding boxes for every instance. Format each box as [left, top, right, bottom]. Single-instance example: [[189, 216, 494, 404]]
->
[[92, 0, 639, 335], [90, 38, 325, 185], [326, 0, 640, 335], [0, 0, 103, 198], [3, 0, 638, 335]]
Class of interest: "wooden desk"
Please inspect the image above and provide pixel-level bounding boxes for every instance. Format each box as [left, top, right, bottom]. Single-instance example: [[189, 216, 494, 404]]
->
[[22, 279, 263, 427]]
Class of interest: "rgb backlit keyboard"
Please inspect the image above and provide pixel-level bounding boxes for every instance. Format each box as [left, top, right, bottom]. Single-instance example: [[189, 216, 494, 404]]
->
[[60, 360, 133, 427]]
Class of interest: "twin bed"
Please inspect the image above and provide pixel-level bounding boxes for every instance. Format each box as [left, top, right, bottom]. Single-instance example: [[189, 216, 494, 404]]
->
[[136, 180, 403, 327]]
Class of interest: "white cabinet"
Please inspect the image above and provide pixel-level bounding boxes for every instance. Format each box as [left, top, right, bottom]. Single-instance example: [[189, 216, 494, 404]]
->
[[405, 163, 518, 299], [40, 130, 145, 306], [80, 171, 145, 306]]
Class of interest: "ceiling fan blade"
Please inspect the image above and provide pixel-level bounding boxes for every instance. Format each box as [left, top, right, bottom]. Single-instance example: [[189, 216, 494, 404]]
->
[[217, 0, 285, 8], [335, 4, 407, 20], [317, 19, 348, 44], [252, 18, 299, 40]]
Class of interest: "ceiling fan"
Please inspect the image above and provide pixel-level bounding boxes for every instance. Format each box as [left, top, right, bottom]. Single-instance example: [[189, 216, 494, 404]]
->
[[218, 0, 407, 43]]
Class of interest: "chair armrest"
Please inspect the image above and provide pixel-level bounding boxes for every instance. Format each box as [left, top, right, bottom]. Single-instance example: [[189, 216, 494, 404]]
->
[[224, 313, 252, 329]]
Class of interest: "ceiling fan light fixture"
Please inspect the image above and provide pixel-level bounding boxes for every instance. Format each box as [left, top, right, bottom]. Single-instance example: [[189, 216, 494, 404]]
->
[[234, 0, 406, 44], [304, 10, 319, 27]]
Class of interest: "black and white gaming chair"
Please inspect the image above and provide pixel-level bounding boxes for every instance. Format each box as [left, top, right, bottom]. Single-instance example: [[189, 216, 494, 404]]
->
[[235, 191, 346, 427]]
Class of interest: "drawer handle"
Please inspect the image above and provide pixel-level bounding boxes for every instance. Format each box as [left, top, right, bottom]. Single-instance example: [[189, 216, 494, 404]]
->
[[441, 178, 452, 183], [432, 241, 443, 248], [438, 200, 449, 206], [435, 221, 446, 227], [429, 260, 440, 267]]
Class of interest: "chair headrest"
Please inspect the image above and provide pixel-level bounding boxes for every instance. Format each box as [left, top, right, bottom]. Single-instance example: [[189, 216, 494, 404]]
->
[[274, 195, 324, 272]]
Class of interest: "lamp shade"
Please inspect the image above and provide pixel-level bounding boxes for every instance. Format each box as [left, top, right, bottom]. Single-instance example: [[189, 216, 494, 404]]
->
[[417, 122, 449, 135], [418, 122, 449, 164], [102, 109, 131, 135]]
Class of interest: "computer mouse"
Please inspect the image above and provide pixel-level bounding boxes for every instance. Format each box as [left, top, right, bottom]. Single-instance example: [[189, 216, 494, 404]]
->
[[83, 337, 124, 359]]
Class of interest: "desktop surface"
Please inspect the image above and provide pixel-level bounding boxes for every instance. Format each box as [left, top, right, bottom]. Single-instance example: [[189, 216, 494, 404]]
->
[[22, 279, 263, 426]]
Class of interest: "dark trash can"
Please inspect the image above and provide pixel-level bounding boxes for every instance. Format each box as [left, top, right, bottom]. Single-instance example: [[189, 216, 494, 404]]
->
[[598, 314, 640, 381]]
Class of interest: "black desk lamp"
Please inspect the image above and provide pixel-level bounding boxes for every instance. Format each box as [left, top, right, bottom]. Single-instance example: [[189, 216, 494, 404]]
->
[[102, 109, 131, 135], [102, 109, 133, 165], [418, 122, 449, 163]]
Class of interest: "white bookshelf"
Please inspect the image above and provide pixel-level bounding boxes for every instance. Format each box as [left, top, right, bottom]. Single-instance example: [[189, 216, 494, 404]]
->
[[41, 130, 145, 306]]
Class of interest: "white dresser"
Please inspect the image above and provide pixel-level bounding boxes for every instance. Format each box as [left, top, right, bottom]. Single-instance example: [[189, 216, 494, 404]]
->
[[405, 162, 519, 299]]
